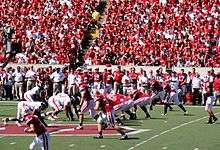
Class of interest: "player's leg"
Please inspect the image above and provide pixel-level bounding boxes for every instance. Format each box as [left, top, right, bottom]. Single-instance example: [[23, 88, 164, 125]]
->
[[132, 104, 138, 119], [206, 105, 214, 124], [94, 113, 105, 139], [168, 103, 173, 111], [115, 125, 128, 140], [38, 132, 50, 150], [162, 90, 173, 112], [64, 104, 74, 121], [107, 110, 128, 140], [47, 99, 62, 120], [29, 136, 38, 150], [210, 110, 218, 123], [139, 105, 151, 119], [172, 93, 188, 115], [14, 102, 24, 126], [2, 117, 21, 125], [135, 97, 151, 118], [205, 100, 218, 124], [162, 102, 169, 116], [24, 93, 33, 102], [94, 122, 104, 139], [76, 100, 89, 129]]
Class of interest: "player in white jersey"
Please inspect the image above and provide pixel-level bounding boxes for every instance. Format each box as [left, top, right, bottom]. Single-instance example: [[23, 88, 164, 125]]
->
[[24, 86, 41, 102], [205, 92, 218, 124], [162, 84, 188, 116], [2, 101, 48, 127], [47, 92, 74, 121]]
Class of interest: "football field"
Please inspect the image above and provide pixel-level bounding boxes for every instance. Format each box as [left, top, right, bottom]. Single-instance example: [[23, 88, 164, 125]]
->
[[0, 101, 220, 150]]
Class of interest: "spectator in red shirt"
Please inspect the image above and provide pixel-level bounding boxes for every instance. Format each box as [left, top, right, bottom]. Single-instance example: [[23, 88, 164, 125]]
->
[[213, 73, 220, 105], [113, 66, 123, 94]]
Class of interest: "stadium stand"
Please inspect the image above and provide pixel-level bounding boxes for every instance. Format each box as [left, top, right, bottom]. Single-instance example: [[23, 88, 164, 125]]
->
[[84, 0, 219, 67], [0, 0, 101, 64]]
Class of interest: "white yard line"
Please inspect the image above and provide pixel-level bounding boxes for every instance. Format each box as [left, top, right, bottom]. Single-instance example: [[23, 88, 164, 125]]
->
[[128, 112, 220, 150]]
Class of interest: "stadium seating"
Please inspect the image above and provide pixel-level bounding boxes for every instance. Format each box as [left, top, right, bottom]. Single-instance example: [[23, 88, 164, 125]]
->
[[0, 0, 100, 64], [84, 0, 219, 67]]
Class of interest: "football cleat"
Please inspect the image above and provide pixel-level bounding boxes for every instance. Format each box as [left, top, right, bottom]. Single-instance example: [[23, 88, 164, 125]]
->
[[16, 121, 22, 127], [184, 111, 189, 116], [75, 125, 83, 130], [213, 117, 218, 123], [47, 116, 55, 121], [93, 135, 103, 139], [2, 118, 9, 125], [161, 113, 167, 116], [119, 134, 128, 140], [145, 114, 151, 119], [207, 121, 213, 124], [52, 115, 59, 119]]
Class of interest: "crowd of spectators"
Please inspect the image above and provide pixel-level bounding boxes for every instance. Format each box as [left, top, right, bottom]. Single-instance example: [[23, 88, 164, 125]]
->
[[85, 0, 219, 67], [0, 0, 101, 64], [0, 65, 220, 106]]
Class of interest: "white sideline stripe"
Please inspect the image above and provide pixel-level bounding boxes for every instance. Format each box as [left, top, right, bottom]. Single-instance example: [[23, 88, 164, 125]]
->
[[128, 112, 220, 150]]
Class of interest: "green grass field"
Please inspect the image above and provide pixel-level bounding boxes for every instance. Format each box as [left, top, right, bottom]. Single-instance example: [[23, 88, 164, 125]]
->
[[0, 101, 220, 150]]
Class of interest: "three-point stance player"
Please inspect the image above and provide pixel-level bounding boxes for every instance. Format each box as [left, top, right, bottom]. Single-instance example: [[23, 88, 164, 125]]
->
[[93, 90, 128, 140], [47, 93, 74, 121], [2, 101, 48, 127]]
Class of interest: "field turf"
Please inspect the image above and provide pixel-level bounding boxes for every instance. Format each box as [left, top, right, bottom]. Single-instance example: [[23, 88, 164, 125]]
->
[[0, 101, 220, 150]]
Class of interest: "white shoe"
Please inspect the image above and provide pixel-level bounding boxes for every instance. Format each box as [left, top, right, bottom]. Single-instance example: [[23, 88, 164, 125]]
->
[[161, 113, 167, 116], [184, 111, 188, 115], [75, 125, 83, 130], [16, 121, 22, 127], [2, 118, 9, 126], [48, 116, 55, 121], [52, 115, 59, 119]]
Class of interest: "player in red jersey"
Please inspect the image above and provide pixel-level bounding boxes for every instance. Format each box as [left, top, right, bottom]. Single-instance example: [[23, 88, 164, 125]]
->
[[107, 93, 135, 121], [24, 114, 50, 150], [76, 86, 96, 130], [93, 91, 128, 140], [130, 89, 151, 119], [178, 69, 187, 103]]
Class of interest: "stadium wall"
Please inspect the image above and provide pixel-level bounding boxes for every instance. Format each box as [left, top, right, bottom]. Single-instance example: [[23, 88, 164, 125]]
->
[[3, 64, 220, 76]]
